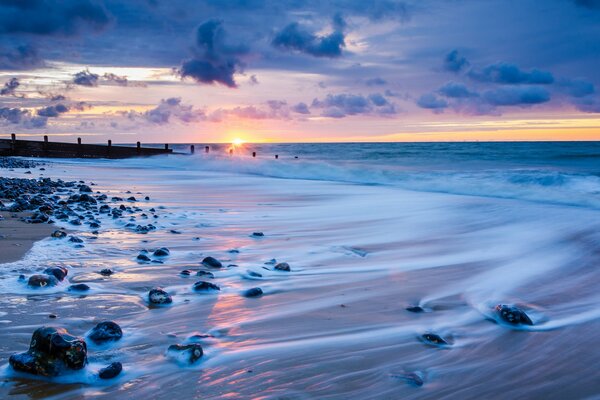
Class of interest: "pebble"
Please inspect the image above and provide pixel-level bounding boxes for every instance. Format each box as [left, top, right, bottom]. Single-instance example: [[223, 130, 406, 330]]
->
[[244, 287, 263, 298], [88, 321, 123, 344], [274, 262, 291, 271], [202, 256, 222, 268], [149, 287, 172, 304], [193, 281, 220, 292], [98, 362, 122, 379]]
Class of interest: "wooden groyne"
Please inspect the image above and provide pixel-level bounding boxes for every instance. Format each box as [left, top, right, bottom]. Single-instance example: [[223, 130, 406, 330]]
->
[[0, 134, 176, 159]]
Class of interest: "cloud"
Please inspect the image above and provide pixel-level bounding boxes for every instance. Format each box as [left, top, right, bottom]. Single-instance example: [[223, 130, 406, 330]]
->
[[0, 107, 47, 128], [311, 92, 396, 117], [140, 97, 205, 125], [366, 77, 387, 86], [443, 50, 469, 73], [179, 19, 248, 88], [0, 0, 111, 36], [482, 86, 550, 106], [438, 82, 477, 98], [469, 63, 554, 84], [102, 72, 128, 86], [558, 78, 595, 97], [0, 44, 43, 70], [573, 96, 600, 112], [73, 69, 99, 86], [272, 15, 346, 58], [207, 100, 292, 122], [416, 93, 448, 113], [291, 102, 310, 114], [37, 103, 69, 117], [0, 77, 19, 96]]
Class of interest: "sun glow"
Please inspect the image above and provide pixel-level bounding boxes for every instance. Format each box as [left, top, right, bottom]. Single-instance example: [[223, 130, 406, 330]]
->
[[232, 138, 246, 145]]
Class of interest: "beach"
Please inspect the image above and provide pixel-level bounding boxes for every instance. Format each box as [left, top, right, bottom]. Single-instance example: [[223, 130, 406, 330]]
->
[[0, 143, 599, 399]]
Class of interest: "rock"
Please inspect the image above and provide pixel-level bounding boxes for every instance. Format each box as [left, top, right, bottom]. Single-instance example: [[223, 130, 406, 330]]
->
[[79, 185, 92, 193], [392, 372, 424, 387], [153, 247, 170, 257], [180, 270, 192, 276], [9, 326, 87, 377], [49, 314, 57, 319], [247, 271, 262, 278], [495, 304, 533, 326], [127, 196, 136, 202], [28, 274, 58, 288], [43, 266, 68, 281], [137, 253, 151, 262], [406, 305, 426, 313], [243, 287, 263, 298], [98, 362, 122, 379], [251, 232, 264, 237], [274, 262, 291, 272], [51, 230, 67, 239], [421, 333, 449, 346], [170, 229, 181, 234], [69, 283, 90, 292], [88, 321, 123, 344], [144, 196, 150, 201], [68, 236, 83, 243], [196, 270, 215, 278], [167, 344, 203, 364], [99, 268, 114, 276], [149, 287, 172, 304], [202, 256, 222, 268], [193, 281, 220, 292]]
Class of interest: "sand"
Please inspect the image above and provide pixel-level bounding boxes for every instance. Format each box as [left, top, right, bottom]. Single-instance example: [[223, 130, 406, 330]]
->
[[0, 213, 54, 264]]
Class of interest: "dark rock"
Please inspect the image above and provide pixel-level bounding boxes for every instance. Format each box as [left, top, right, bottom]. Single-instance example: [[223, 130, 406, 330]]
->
[[137, 253, 151, 262], [149, 287, 172, 304], [167, 343, 203, 364], [251, 232, 264, 237], [127, 196, 136, 202], [9, 327, 87, 377], [274, 262, 291, 272], [99, 268, 114, 276], [69, 283, 90, 292], [170, 229, 181, 234], [51, 230, 67, 239], [202, 256, 222, 268], [243, 287, 263, 298], [49, 314, 57, 319], [421, 333, 449, 346], [153, 247, 170, 257], [495, 304, 533, 326], [43, 266, 68, 281], [88, 321, 123, 344], [392, 372, 424, 387], [28, 274, 58, 288], [98, 362, 122, 379], [406, 306, 425, 313], [180, 270, 192, 276], [68, 236, 83, 243], [193, 281, 220, 292], [247, 271, 262, 278], [196, 270, 215, 278], [79, 185, 92, 193], [145, 196, 150, 201]]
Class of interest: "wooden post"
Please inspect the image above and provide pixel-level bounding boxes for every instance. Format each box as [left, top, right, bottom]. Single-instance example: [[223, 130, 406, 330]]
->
[[190, 145, 195, 154], [136, 141, 141, 154], [10, 133, 15, 154], [205, 145, 209, 153], [44, 135, 48, 143], [252, 151, 256, 158], [275, 154, 279, 159], [77, 137, 82, 145], [108, 140, 112, 147], [43, 135, 48, 154], [229, 149, 233, 156], [165, 143, 169, 150], [11, 133, 16, 142]]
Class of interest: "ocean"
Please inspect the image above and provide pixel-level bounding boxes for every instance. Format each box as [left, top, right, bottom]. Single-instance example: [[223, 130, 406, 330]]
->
[[0, 141, 599, 399]]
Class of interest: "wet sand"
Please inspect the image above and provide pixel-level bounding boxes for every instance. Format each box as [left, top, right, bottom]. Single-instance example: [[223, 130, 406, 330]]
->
[[0, 214, 54, 264]]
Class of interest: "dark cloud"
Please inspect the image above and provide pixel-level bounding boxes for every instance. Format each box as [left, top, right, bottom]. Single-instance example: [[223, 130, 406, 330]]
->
[[573, 95, 600, 112], [73, 69, 99, 86], [272, 15, 346, 58], [416, 93, 448, 113], [249, 74, 259, 85], [469, 63, 554, 84], [142, 97, 205, 124], [438, 82, 477, 98], [0, 0, 110, 36], [482, 86, 550, 106], [0, 44, 43, 70], [179, 19, 248, 88], [37, 103, 69, 117], [443, 50, 469, 73], [0, 106, 47, 128], [365, 77, 387, 86], [291, 102, 310, 114], [312, 92, 396, 117], [559, 78, 595, 97], [103, 72, 128, 86], [0, 77, 19, 95], [50, 94, 67, 101]]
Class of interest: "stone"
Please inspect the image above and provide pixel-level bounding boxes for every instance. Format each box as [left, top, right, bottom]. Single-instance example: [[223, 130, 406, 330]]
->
[[167, 343, 203, 364], [196, 270, 215, 278], [88, 321, 123, 344], [68, 236, 84, 243], [9, 327, 87, 377], [251, 232, 264, 237], [51, 230, 67, 239], [28, 274, 58, 288], [180, 270, 192, 276], [79, 185, 92, 193], [149, 287, 172, 304], [202, 256, 222, 268], [406, 306, 425, 313], [137, 253, 151, 262], [98, 362, 122, 379], [99, 268, 114, 276], [247, 271, 262, 278], [69, 283, 90, 292], [243, 287, 263, 298], [193, 281, 220, 292], [421, 333, 449, 346], [153, 247, 170, 257], [495, 304, 533, 326], [43, 266, 68, 281], [274, 262, 291, 272]]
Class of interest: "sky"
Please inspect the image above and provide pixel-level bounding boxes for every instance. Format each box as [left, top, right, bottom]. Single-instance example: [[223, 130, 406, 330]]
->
[[0, 0, 599, 143]]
